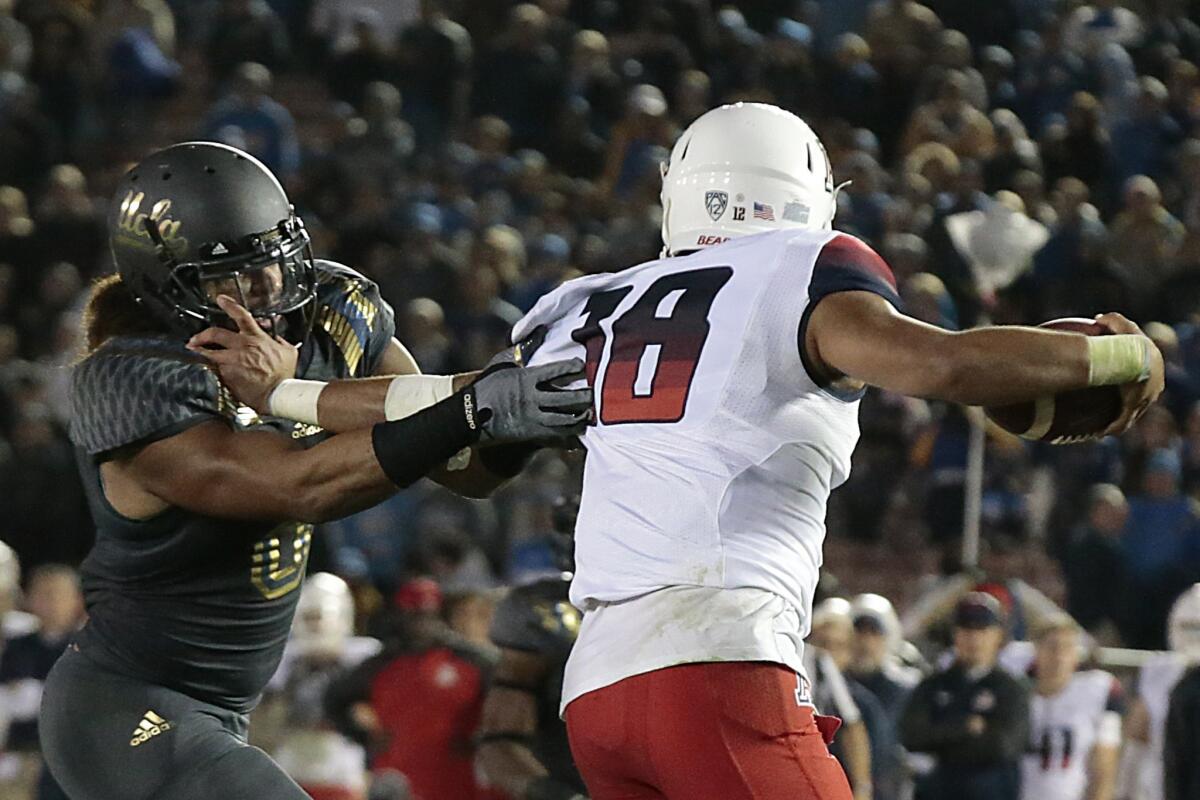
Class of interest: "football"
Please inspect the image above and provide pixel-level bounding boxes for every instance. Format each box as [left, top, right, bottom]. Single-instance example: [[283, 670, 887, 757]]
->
[[984, 318, 1123, 444]]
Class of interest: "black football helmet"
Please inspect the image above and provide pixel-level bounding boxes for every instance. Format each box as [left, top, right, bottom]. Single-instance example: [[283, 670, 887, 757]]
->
[[108, 141, 317, 343]]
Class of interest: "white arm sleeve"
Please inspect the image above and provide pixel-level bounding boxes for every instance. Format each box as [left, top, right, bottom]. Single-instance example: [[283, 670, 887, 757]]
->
[[266, 374, 456, 425], [383, 375, 456, 420]]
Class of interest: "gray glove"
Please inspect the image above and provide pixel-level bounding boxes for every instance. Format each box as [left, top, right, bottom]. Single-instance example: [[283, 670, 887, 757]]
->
[[470, 358, 592, 443]]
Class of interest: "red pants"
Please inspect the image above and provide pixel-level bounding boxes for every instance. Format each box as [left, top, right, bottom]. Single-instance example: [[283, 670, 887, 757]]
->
[[565, 662, 854, 800]]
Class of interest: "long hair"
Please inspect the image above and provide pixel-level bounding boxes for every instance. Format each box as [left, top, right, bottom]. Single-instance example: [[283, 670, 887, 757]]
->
[[81, 274, 168, 353]]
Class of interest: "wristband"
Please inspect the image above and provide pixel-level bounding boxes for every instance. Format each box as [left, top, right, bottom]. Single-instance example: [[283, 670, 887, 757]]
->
[[266, 379, 326, 423], [384, 374, 457, 420], [371, 387, 484, 487], [1087, 335, 1152, 386]]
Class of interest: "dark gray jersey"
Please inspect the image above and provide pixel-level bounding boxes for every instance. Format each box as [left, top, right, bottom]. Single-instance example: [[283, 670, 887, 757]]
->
[[69, 261, 394, 712]]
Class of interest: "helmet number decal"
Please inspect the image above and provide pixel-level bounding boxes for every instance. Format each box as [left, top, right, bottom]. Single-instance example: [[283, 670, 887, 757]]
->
[[570, 267, 732, 424], [251, 523, 313, 599]]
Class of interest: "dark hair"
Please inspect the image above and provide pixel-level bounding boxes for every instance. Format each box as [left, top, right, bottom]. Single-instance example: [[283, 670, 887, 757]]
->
[[81, 274, 167, 354]]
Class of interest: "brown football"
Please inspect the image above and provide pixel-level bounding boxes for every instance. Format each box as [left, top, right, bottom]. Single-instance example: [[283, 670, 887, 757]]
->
[[984, 318, 1123, 444]]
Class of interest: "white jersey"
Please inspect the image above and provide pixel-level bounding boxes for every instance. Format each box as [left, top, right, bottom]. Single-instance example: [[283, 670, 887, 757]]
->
[[513, 229, 898, 709], [1021, 670, 1124, 800], [267, 635, 381, 694], [1134, 653, 1188, 800], [274, 730, 368, 799]]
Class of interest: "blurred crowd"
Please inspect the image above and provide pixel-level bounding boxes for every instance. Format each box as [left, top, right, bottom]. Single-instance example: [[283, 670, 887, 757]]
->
[[10, 556, 1200, 800], [0, 0, 1198, 798]]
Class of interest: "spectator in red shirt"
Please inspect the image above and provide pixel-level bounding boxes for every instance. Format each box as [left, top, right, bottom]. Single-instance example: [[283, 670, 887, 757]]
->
[[326, 577, 499, 800]]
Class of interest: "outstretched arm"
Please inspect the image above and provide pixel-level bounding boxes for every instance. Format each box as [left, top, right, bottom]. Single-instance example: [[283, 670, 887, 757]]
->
[[189, 296, 581, 496], [113, 419, 425, 524], [106, 356, 590, 522], [188, 296, 477, 433], [806, 291, 1162, 435]]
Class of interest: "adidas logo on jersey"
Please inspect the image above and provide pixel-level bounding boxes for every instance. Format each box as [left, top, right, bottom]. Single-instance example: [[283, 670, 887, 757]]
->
[[129, 710, 172, 747]]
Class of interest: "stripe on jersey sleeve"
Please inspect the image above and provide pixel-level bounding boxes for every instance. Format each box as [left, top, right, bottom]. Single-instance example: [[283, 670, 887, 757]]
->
[[798, 234, 902, 402], [809, 233, 901, 309]]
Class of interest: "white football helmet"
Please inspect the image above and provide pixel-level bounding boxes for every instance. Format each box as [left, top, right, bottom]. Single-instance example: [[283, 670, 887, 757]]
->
[[292, 572, 355, 658], [660, 102, 837, 256], [851, 593, 904, 654], [1169, 583, 1200, 660], [812, 596, 853, 628]]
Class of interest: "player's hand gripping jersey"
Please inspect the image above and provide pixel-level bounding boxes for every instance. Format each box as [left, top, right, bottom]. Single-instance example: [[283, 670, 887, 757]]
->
[[513, 228, 899, 707], [68, 261, 393, 712]]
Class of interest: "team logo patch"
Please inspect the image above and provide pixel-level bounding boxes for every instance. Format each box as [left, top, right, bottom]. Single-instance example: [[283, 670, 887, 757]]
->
[[705, 191, 729, 221], [114, 191, 188, 254], [130, 710, 173, 747], [794, 673, 812, 706], [972, 690, 997, 712], [783, 201, 810, 224]]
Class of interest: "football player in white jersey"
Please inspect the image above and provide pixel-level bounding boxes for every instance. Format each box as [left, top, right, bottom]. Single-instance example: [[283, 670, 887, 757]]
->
[[1121, 585, 1200, 800], [1021, 615, 1123, 800], [267, 573, 381, 800], [194, 102, 1164, 800]]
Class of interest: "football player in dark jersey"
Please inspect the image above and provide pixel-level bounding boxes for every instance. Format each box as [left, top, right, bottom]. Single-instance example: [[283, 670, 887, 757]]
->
[[38, 142, 592, 800], [478, 495, 588, 800]]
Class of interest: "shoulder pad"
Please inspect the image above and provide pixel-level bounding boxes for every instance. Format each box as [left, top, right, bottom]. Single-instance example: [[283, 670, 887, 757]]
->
[[310, 260, 396, 377], [70, 336, 229, 456]]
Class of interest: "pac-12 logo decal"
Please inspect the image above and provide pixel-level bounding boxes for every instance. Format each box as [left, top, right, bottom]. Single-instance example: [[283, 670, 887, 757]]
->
[[705, 190, 729, 221]]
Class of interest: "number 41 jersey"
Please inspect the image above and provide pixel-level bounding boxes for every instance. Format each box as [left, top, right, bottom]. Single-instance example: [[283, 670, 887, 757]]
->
[[513, 228, 900, 617]]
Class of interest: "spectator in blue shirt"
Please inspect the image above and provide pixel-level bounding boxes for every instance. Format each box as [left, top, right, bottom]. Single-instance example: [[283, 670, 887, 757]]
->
[[201, 61, 299, 179], [1120, 448, 1200, 648], [1110, 76, 1184, 187]]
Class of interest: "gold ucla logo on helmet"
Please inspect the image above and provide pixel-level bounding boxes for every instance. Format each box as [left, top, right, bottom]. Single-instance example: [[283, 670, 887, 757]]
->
[[115, 190, 188, 254]]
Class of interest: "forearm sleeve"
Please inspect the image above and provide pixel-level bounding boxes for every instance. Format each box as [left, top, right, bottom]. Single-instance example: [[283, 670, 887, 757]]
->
[[371, 387, 483, 487]]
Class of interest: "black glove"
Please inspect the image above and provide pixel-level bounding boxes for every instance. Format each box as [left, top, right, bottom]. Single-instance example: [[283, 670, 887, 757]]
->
[[471, 358, 592, 443], [525, 775, 589, 800]]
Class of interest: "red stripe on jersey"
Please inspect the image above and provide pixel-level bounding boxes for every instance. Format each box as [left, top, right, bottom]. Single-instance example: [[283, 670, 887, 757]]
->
[[815, 234, 898, 293]]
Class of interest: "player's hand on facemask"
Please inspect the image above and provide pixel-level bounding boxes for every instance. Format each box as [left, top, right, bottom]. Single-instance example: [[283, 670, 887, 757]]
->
[[186, 294, 299, 413], [471, 358, 592, 443]]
